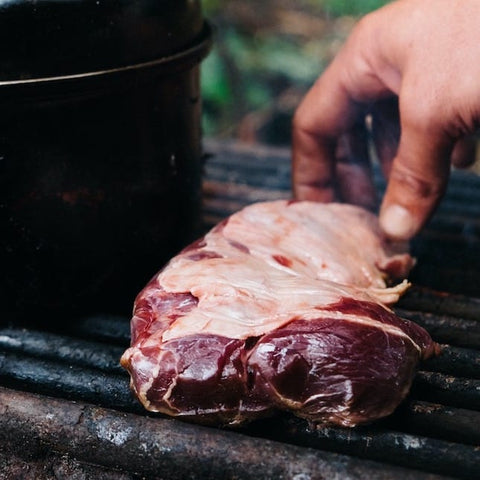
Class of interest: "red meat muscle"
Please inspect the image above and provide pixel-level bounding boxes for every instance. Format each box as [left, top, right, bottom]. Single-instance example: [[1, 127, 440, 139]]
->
[[121, 201, 438, 427]]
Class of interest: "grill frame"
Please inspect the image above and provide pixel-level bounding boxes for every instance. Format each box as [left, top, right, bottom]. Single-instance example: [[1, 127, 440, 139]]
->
[[1, 139, 480, 479]]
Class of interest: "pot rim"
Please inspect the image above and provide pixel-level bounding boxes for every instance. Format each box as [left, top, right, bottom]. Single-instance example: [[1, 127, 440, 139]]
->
[[0, 22, 213, 87]]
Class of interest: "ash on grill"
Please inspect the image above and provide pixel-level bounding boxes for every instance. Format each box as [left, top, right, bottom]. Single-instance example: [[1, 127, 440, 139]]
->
[[1, 140, 480, 479]]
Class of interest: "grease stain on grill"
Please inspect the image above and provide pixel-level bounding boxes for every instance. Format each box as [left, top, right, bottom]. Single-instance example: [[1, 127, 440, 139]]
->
[[292, 474, 313, 480], [0, 334, 22, 348], [95, 421, 133, 447], [411, 402, 444, 415], [395, 435, 426, 450]]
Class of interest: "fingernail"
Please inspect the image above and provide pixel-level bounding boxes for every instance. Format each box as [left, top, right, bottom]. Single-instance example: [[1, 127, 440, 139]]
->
[[380, 204, 416, 240]]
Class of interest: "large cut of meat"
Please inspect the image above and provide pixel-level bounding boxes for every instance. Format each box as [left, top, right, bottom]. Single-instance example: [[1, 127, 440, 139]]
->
[[121, 200, 438, 427]]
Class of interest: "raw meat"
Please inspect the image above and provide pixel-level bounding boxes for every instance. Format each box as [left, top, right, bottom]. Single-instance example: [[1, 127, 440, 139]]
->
[[121, 200, 438, 427]]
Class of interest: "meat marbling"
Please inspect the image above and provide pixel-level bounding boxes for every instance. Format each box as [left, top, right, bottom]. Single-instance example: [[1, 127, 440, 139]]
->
[[121, 200, 438, 427]]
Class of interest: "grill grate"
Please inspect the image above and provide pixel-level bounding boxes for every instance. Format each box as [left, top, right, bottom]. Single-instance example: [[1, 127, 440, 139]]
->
[[1, 139, 480, 479]]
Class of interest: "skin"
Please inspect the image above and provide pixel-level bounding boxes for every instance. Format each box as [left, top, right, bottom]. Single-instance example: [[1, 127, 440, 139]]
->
[[292, 0, 480, 240]]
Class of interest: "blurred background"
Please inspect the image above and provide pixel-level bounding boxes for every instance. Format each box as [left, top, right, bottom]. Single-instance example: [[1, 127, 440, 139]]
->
[[201, 0, 389, 146]]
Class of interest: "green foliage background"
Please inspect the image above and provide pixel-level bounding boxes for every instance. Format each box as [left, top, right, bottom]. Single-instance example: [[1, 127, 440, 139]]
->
[[201, 0, 389, 141]]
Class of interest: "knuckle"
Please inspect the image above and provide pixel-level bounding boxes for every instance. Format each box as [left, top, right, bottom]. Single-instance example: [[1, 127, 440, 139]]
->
[[401, 98, 442, 135], [390, 166, 445, 200], [292, 108, 309, 134], [351, 11, 377, 39]]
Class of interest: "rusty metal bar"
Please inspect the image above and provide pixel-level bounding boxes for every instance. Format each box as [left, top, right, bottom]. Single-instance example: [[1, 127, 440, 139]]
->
[[0, 351, 140, 413], [0, 140, 479, 478], [203, 141, 480, 299], [204, 156, 291, 191], [0, 387, 450, 480], [412, 233, 480, 261], [425, 214, 480, 236], [410, 268, 480, 298], [0, 451, 137, 480], [397, 287, 480, 320], [1, 330, 479, 478], [1, 328, 479, 392], [2, 325, 480, 412], [391, 400, 480, 446], [246, 414, 479, 480], [203, 139, 480, 213], [420, 344, 480, 379], [58, 313, 131, 345], [0, 327, 125, 373], [412, 371, 480, 410], [395, 308, 480, 349], [203, 141, 480, 251]]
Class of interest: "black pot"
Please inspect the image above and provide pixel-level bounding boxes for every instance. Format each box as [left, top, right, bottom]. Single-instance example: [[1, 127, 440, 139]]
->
[[0, 0, 212, 320]]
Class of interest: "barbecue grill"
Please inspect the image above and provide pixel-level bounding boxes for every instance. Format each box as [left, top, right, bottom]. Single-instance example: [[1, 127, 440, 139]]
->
[[1, 139, 479, 479]]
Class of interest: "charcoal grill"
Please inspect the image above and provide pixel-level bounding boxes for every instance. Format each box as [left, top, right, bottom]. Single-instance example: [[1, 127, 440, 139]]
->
[[1, 139, 479, 479]]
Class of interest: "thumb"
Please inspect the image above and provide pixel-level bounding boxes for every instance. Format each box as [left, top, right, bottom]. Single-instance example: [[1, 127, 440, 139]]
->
[[379, 124, 453, 240]]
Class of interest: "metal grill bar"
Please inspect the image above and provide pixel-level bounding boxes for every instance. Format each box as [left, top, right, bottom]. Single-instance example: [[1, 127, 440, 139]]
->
[[420, 344, 480, 378], [202, 140, 480, 298], [0, 310, 479, 479], [0, 349, 137, 413], [2, 325, 478, 414], [1, 139, 480, 479], [1, 387, 449, 480], [398, 287, 480, 319], [412, 372, 480, 411], [0, 450, 136, 480], [395, 309, 480, 349], [392, 400, 480, 445], [0, 327, 126, 373], [246, 415, 480, 480]]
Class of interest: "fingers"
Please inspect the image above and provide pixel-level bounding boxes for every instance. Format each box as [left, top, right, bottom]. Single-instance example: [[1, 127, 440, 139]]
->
[[291, 116, 336, 203], [292, 86, 376, 208], [371, 99, 476, 241], [451, 136, 477, 169], [291, 64, 381, 205], [370, 98, 401, 179], [292, 11, 393, 204], [335, 123, 377, 210], [292, 73, 358, 203], [379, 121, 454, 240], [291, 0, 480, 241]]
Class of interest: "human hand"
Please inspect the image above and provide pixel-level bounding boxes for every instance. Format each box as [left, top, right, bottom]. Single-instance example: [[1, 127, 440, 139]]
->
[[292, 0, 480, 240]]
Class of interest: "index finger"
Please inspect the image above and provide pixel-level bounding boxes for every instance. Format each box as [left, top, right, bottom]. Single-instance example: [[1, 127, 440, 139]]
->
[[291, 14, 395, 202], [292, 71, 357, 202]]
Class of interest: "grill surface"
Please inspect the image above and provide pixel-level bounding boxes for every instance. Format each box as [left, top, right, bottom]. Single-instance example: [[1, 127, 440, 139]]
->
[[1, 139, 480, 479]]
